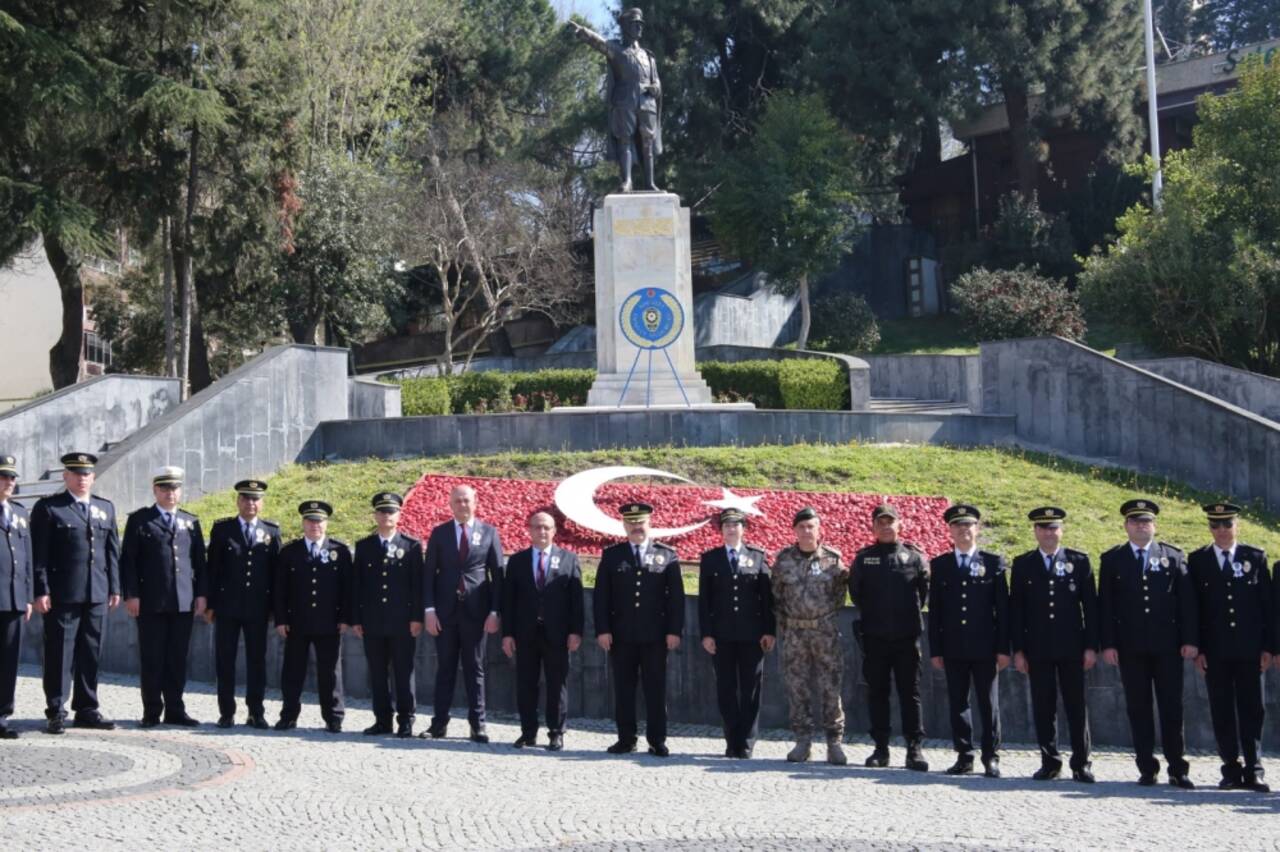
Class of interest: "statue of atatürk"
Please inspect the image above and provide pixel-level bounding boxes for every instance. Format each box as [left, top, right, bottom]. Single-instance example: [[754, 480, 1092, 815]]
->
[[567, 8, 662, 193]]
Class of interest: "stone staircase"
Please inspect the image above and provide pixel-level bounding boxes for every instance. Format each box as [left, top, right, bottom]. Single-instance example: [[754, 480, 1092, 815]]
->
[[867, 396, 972, 415]]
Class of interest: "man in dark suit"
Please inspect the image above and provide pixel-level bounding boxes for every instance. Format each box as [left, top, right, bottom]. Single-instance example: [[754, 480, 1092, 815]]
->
[[595, 502, 684, 757], [422, 484, 504, 742], [351, 492, 423, 738], [928, 504, 1010, 778], [31, 452, 121, 734], [274, 501, 352, 733], [0, 453, 33, 739], [697, 508, 774, 759], [1099, 499, 1198, 789], [1188, 502, 1273, 792], [205, 478, 281, 729], [120, 465, 207, 727], [501, 511, 584, 751], [1010, 506, 1099, 783]]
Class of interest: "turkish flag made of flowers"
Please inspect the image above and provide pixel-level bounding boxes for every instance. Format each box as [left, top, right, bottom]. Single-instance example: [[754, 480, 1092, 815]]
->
[[400, 474, 953, 562]]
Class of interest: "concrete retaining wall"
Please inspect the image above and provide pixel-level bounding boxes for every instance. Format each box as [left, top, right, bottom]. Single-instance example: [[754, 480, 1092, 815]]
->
[[863, 355, 981, 410], [19, 596, 1274, 750], [349, 377, 402, 419], [1131, 356, 1280, 423], [981, 337, 1280, 510], [0, 375, 180, 483], [92, 346, 349, 509], [692, 274, 800, 348]]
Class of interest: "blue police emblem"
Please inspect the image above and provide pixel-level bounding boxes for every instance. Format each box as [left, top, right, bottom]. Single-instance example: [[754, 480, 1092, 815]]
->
[[620, 288, 684, 350]]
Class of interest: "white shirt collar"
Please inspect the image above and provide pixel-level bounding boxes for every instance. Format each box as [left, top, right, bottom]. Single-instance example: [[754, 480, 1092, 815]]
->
[[1038, 548, 1058, 562], [379, 533, 396, 547], [1131, 542, 1152, 558], [307, 536, 326, 552], [954, 547, 977, 561], [1213, 544, 1235, 562]]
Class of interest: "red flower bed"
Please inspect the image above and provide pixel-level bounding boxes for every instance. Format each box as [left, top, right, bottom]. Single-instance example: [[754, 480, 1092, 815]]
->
[[400, 474, 953, 562]]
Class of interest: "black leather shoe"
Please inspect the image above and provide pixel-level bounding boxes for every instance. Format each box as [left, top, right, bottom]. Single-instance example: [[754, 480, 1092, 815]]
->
[[905, 749, 929, 772], [741, 745, 754, 759], [139, 716, 162, 729], [325, 720, 343, 734], [513, 734, 536, 748], [1169, 774, 1195, 790], [983, 758, 1001, 779], [469, 725, 489, 744], [0, 726, 18, 740], [606, 739, 637, 754], [864, 748, 890, 768], [73, 715, 116, 730], [165, 713, 200, 727], [547, 733, 564, 752], [248, 715, 270, 730], [396, 721, 413, 738], [419, 723, 447, 740], [1072, 768, 1096, 784], [274, 719, 297, 731], [1033, 765, 1061, 781], [648, 743, 670, 757], [363, 722, 393, 736], [1137, 773, 1157, 786], [1218, 777, 1241, 790], [946, 758, 974, 775], [216, 715, 234, 729], [45, 718, 65, 735], [1242, 776, 1271, 793]]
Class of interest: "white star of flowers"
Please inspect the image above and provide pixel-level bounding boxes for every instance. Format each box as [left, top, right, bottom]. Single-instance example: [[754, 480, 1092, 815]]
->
[[702, 487, 766, 517]]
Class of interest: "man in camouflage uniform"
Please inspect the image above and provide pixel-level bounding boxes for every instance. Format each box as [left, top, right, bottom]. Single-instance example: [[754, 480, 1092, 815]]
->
[[772, 506, 850, 764]]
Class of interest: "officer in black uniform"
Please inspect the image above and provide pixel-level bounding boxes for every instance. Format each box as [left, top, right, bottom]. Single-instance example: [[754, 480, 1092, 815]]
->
[[1010, 506, 1098, 783], [31, 452, 121, 734], [1098, 499, 1198, 789], [350, 492, 423, 738], [697, 508, 775, 759], [1188, 502, 1273, 792], [927, 504, 1009, 778], [120, 465, 207, 727], [595, 502, 684, 757], [850, 503, 931, 771], [0, 453, 33, 739], [206, 479, 281, 729], [274, 500, 352, 733]]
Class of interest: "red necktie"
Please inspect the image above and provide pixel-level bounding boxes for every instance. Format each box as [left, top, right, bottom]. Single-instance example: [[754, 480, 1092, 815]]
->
[[536, 551, 547, 591], [457, 525, 470, 596]]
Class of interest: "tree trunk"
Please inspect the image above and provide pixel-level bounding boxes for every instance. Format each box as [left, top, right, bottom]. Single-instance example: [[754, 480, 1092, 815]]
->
[[43, 233, 84, 389], [162, 217, 176, 376], [188, 295, 213, 393], [1002, 81, 1039, 200], [918, 111, 942, 167], [176, 123, 200, 399], [795, 273, 812, 351]]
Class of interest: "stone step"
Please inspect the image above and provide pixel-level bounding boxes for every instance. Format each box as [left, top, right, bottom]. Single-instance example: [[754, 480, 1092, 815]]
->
[[868, 397, 972, 415]]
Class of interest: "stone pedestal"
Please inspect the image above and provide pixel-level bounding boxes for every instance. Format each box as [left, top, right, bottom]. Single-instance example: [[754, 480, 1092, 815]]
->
[[584, 193, 717, 407]]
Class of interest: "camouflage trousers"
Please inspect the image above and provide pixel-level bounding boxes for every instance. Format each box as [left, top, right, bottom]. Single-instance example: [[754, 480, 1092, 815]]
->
[[780, 623, 845, 739]]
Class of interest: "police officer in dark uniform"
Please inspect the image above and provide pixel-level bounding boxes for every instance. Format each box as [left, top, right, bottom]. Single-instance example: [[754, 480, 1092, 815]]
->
[[927, 504, 1009, 778], [697, 508, 775, 759], [31, 452, 121, 734], [0, 453, 33, 739], [1188, 502, 1273, 792], [1098, 499, 1198, 789], [595, 502, 684, 757], [851, 503, 930, 771], [120, 465, 207, 727], [350, 492, 423, 738], [274, 501, 352, 733], [206, 479, 281, 729], [1010, 507, 1098, 783]]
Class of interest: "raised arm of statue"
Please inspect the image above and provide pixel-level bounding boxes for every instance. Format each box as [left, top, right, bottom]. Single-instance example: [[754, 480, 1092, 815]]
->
[[565, 20, 611, 56]]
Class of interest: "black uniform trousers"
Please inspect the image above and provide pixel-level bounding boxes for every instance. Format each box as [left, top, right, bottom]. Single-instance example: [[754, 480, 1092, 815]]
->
[[363, 633, 416, 725], [1028, 658, 1091, 770], [214, 615, 269, 718], [0, 611, 21, 721], [1204, 656, 1265, 781], [1118, 652, 1188, 776], [42, 602, 106, 719], [137, 612, 194, 719], [944, 658, 1000, 761], [712, 640, 764, 751], [432, 617, 486, 728], [280, 632, 344, 724], [610, 639, 668, 747], [515, 625, 569, 737], [863, 635, 924, 747]]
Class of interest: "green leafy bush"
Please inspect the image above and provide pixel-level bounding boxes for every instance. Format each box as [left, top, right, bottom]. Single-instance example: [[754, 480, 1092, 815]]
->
[[509, 369, 593, 407], [778, 359, 847, 410], [809, 293, 881, 353], [398, 377, 451, 416], [699, 361, 785, 409], [451, 371, 513, 412], [950, 265, 1086, 342]]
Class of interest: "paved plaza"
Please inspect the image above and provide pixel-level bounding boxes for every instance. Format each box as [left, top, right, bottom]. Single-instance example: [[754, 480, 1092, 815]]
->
[[1, 666, 1277, 851]]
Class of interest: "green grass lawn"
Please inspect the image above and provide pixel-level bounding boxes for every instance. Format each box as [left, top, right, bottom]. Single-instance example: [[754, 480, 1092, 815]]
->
[[865, 314, 1137, 358], [182, 444, 1280, 589]]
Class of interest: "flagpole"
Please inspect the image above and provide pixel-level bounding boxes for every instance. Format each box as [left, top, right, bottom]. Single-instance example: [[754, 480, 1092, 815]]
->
[[1143, 0, 1164, 210]]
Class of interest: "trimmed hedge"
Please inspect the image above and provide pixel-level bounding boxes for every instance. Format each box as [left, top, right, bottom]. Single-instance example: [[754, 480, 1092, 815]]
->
[[398, 377, 451, 416], [699, 360, 785, 408], [778, 359, 846, 410]]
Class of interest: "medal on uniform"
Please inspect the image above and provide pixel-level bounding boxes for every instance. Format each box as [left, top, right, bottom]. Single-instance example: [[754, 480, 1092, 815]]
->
[[742, 557, 753, 568], [655, 555, 665, 565], [809, 559, 822, 576], [1148, 557, 1162, 573], [256, 528, 267, 543], [471, 531, 482, 546], [319, 550, 329, 563], [551, 555, 561, 567], [1069, 581, 1077, 592], [898, 552, 909, 562], [971, 564, 985, 578], [15, 517, 25, 529], [1160, 556, 1169, 568], [395, 547, 405, 559], [644, 554, 654, 566], [1054, 561, 1068, 576], [1232, 561, 1245, 577]]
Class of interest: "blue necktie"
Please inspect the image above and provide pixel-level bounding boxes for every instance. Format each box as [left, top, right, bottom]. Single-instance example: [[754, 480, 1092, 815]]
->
[[1136, 548, 1146, 573]]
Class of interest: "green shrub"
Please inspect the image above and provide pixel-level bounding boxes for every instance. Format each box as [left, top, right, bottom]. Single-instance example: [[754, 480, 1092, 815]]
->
[[809, 293, 881, 353], [778, 358, 847, 410], [451, 371, 513, 413], [509, 369, 593, 408], [699, 360, 784, 409], [950, 265, 1086, 342], [398, 377, 451, 416]]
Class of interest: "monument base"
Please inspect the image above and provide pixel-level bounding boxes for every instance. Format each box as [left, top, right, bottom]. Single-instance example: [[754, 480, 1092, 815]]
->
[[585, 370, 714, 408], [552, 402, 756, 413]]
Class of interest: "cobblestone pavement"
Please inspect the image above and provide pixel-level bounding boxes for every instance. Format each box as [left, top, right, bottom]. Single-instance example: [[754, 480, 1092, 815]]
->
[[2, 666, 1277, 851]]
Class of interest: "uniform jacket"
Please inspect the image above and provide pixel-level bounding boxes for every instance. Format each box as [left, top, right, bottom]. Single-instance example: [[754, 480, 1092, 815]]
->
[[594, 540, 683, 643], [501, 545, 585, 644], [927, 550, 1009, 660], [350, 531, 424, 637], [31, 490, 120, 604], [850, 541, 929, 640], [274, 537, 352, 635], [423, 519, 503, 624], [1010, 547, 1099, 660], [698, 544, 775, 642], [1098, 541, 1197, 655], [770, 544, 847, 628], [0, 500, 33, 611], [120, 505, 207, 613], [206, 516, 281, 622], [1188, 543, 1273, 660]]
